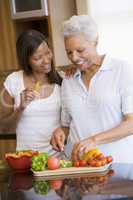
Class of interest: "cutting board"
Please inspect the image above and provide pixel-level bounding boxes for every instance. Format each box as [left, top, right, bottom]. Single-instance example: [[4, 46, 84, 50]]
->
[[32, 163, 111, 177]]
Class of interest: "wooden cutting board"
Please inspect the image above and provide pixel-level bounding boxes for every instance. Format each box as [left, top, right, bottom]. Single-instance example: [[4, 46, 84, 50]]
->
[[32, 163, 111, 177]]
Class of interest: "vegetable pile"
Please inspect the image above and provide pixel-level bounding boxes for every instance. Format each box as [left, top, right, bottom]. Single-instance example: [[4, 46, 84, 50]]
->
[[74, 148, 113, 167], [31, 152, 73, 171], [31, 148, 113, 172]]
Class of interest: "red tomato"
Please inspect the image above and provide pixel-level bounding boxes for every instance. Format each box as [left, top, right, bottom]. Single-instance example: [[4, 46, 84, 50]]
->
[[89, 160, 97, 167], [50, 180, 63, 190], [95, 160, 102, 167], [95, 153, 105, 160], [79, 160, 87, 167], [47, 156, 60, 170], [106, 156, 113, 164], [73, 161, 80, 167], [101, 158, 107, 166]]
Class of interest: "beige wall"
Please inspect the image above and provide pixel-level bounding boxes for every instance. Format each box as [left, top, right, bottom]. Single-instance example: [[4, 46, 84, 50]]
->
[[0, 0, 18, 72], [48, 0, 76, 67]]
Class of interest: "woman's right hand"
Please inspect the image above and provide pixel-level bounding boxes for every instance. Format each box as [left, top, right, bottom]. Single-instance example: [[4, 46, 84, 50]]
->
[[50, 127, 66, 152], [20, 88, 36, 110]]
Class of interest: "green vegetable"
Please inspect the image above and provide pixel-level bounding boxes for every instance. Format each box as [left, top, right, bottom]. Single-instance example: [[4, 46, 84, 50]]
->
[[31, 152, 49, 171], [60, 160, 72, 168], [33, 180, 50, 195]]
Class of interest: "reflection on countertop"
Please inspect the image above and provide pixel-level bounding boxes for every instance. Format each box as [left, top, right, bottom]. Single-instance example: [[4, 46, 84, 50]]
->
[[1, 163, 133, 200]]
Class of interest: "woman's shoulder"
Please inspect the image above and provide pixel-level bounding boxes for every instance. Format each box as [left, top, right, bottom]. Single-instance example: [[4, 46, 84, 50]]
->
[[3, 70, 24, 97], [5, 70, 23, 81]]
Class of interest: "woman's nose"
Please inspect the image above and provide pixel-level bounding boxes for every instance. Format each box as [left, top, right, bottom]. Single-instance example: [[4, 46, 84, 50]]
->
[[71, 52, 79, 63], [42, 55, 51, 64]]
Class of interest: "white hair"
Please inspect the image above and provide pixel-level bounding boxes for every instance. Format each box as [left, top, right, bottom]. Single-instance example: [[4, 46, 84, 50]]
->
[[62, 15, 98, 41]]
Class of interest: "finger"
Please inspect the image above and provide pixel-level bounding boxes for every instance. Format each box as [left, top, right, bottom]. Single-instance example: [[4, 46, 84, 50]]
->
[[50, 137, 60, 151], [74, 143, 84, 160], [71, 143, 79, 161], [55, 134, 65, 152]]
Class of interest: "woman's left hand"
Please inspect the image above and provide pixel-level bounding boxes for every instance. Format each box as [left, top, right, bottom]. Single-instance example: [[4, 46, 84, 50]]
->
[[71, 136, 96, 161], [65, 64, 77, 77]]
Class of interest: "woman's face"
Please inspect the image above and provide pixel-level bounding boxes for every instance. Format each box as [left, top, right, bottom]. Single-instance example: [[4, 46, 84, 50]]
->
[[64, 34, 97, 71], [29, 41, 52, 74]]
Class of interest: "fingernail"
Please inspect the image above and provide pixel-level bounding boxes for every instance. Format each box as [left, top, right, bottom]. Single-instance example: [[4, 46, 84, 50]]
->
[[80, 146, 84, 152], [61, 147, 64, 151]]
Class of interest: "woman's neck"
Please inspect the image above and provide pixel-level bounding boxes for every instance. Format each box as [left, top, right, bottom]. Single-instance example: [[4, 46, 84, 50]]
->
[[30, 72, 49, 84]]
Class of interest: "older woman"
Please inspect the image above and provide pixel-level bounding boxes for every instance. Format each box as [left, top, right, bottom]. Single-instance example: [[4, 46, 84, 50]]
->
[[0, 30, 62, 156], [51, 15, 133, 163]]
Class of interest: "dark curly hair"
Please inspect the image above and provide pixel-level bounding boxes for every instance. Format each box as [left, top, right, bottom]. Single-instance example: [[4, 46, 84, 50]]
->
[[16, 29, 62, 85]]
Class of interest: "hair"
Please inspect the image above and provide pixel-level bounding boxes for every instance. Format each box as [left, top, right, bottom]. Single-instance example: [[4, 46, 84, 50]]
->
[[16, 29, 62, 85], [62, 15, 98, 41]]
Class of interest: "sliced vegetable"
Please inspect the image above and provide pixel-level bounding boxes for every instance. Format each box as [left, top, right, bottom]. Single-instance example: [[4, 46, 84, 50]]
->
[[60, 160, 72, 168], [31, 152, 48, 171], [34, 81, 40, 92], [81, 148, 101, 161], [33, 180, 50, 195], [5, 150, 38, 159]]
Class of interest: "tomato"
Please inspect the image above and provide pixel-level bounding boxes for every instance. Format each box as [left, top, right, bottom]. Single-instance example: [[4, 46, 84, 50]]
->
[[108, 169, 115, 177], [89, 160, 97, 167], [50, 180, 62, 190], [101, 158, 107, 166], [95, 160, 102, 167], [47, 157, 60, 170], [79, 160, 87, 167], [95, 153, 105, 160], [106, 156, 113, 164], [73, 161, 80, 167]]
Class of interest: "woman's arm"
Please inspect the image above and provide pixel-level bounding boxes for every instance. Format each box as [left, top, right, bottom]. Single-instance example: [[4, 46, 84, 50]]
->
[[0, 88, 23, 132], [72, 114, 133, 161], [94, 114, 133, 144], [50, 126, 69, 151]]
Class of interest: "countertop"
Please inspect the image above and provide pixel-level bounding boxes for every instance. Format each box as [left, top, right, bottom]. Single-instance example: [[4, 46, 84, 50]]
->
[[1, 163, 133, 200]]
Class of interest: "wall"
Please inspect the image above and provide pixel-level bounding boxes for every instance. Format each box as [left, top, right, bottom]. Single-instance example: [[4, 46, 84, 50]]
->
[[0, 0, 18, 72], [48, 0, 76, 67]]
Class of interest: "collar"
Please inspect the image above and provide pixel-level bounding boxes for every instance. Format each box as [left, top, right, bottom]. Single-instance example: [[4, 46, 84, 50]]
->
[[74, 69, 81, 78], [98, 54, 113, 71], [74, 54, 113, 79]]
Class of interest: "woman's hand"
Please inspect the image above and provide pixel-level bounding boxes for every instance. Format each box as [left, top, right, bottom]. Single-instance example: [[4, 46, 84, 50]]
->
[[50, 127, 66, 152], [71, 136, 96, 161], [65, 64, 77, 77], [20, 88, 36, 110]]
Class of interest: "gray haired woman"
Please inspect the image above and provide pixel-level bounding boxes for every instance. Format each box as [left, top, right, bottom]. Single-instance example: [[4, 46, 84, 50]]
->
[[51, 15, 133, 163]]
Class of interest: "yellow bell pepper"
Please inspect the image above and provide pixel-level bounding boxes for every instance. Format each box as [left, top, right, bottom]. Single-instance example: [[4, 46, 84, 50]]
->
[[81, 148, 101, 161], [34, 81, 40, 92]]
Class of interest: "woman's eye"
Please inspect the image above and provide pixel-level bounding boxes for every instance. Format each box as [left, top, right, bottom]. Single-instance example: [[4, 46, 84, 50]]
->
[[77, 49, 84, 53], [67, 51, 72, 55], [33, 57, 41, 61]]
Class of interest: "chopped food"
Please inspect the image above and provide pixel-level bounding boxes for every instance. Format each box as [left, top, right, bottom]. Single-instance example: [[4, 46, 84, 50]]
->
[[81, 148, 102, 161], [33, 180, 50, 195], [31, 152, 48, 171], [60, 160, 72, 168], [31, 149, 113, 172], [5, 150, 38, 159]]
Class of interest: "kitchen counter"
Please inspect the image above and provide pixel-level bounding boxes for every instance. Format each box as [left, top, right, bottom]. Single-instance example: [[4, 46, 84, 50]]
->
[[1, 163, 133, 200]]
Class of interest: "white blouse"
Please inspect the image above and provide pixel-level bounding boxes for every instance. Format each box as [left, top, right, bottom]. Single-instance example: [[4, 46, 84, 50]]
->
[[61, 55, 133, 163], [4, 70, 61, 156]]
